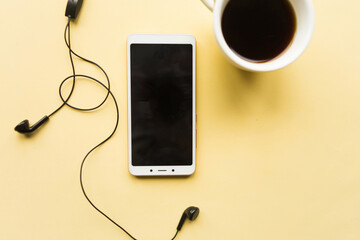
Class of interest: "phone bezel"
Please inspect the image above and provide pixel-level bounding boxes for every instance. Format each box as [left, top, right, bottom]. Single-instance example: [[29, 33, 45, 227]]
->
[[127, 34, 196, 176]]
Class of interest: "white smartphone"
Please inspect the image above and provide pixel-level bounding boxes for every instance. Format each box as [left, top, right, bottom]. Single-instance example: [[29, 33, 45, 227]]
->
[[127, 34, 196, 176]]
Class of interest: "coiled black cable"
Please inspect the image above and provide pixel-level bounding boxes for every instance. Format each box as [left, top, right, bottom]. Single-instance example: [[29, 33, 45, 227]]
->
[[50, 18, 179, 240]]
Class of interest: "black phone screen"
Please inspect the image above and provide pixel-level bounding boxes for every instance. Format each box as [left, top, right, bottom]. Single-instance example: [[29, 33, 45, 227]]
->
[[130, 44, 193, 166]]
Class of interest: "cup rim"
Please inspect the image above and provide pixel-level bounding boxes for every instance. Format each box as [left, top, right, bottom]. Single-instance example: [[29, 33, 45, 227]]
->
[[213, 0, 315, 72]]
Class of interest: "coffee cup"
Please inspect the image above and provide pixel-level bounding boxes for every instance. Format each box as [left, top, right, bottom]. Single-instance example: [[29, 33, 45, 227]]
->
[[200, 0, 315, 72]]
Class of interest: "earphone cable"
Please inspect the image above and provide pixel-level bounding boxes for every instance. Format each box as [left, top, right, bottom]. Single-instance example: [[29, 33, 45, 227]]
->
[[55, 19, 180, 240], [171, 230, 179, 240], [60, 19, 110, 112]]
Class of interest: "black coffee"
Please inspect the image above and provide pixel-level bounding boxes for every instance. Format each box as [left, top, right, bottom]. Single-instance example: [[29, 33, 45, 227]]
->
[[221, 0, 296, 62]]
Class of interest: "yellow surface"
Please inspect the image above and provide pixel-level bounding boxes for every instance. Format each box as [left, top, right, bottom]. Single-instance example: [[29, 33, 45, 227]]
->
[[1, 0, 360, 239]]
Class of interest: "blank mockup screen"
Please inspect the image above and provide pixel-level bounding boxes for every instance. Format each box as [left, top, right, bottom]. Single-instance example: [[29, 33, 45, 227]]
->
[[130, 44, 193, 166]]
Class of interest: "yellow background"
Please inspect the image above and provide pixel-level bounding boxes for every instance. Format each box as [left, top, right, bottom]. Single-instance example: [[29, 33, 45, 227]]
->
[[1, 0, 359, 239]]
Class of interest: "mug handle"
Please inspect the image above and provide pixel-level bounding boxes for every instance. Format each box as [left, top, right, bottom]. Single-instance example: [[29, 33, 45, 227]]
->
[[201, 0, 214, 11]]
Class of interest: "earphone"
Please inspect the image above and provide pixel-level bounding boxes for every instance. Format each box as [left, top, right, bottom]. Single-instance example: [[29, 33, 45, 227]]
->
[[15, 116, 49, 133], [14, 1, 200, 239], [177, 207, 200, 231], [65, 0, 83, 19]]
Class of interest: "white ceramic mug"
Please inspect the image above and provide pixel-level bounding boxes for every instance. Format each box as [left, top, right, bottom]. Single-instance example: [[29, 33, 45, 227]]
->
[[201, 0, 315, 72]]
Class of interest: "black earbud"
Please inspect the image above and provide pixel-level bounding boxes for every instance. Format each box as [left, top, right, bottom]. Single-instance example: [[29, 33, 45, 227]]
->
[[14, 116, 49, 134], [176, 206, 200, 231], [65, 0, 83, 19]]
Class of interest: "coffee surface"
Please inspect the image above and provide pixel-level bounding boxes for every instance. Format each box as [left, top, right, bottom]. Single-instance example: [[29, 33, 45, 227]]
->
[[222, 0, 296, 62]]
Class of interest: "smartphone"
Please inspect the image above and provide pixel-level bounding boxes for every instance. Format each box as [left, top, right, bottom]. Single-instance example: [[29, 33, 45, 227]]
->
[[127, 34, 196, 176]]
